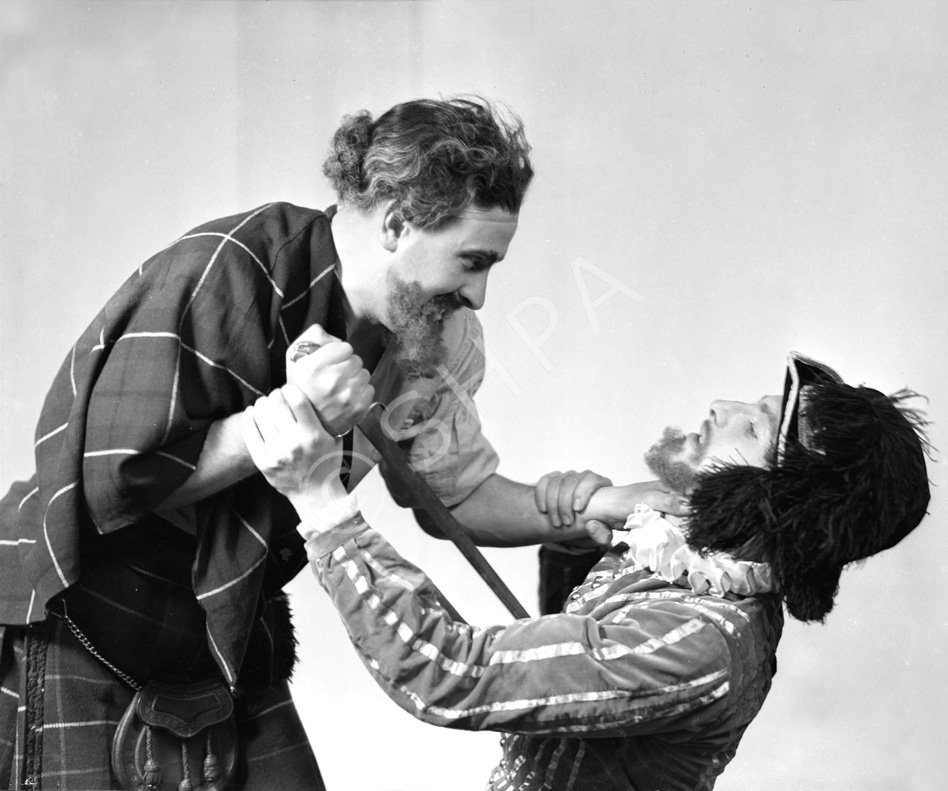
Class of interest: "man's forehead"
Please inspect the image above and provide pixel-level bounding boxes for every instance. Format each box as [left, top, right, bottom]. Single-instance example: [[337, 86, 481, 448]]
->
[[759, 395, 781, 436], [457, 206, 519, 224], [760, 395, 781, 413], [449, 208, 519, 260]]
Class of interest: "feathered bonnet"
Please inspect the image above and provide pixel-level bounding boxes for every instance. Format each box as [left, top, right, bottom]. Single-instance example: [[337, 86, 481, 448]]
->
[[685, 352, 931, 622]]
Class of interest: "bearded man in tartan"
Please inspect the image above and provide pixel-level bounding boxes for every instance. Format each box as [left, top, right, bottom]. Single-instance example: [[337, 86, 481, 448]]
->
[[0, 97, 625, 790]]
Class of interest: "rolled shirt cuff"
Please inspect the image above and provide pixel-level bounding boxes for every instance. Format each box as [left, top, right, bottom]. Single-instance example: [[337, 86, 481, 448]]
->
[[303, 512, 370, 558]]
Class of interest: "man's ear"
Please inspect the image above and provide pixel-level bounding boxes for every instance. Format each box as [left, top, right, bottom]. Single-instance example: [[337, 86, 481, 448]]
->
[[380, 202, 408, 253]]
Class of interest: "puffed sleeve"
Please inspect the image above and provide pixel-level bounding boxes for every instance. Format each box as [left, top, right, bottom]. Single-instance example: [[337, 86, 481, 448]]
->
[[308, 524, 741, 737], [382, 309, 500, 507]]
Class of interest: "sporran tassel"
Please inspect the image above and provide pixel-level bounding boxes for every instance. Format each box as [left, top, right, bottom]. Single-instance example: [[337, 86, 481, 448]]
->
[[141, 726, 162, 790], [177, 739, 192, 791], [203, 731, 221, 786]]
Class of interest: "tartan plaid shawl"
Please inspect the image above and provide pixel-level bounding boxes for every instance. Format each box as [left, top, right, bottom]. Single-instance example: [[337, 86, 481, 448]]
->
[[0, 202, 339, 686]]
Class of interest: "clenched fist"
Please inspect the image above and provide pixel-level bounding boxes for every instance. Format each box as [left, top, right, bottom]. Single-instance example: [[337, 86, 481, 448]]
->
[[286, 325, 375, 436]]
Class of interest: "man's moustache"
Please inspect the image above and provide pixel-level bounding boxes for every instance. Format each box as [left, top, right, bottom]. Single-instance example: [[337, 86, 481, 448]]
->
[[424, 294, 463, 318]]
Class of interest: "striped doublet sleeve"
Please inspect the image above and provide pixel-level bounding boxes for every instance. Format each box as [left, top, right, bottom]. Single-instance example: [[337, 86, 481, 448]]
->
[[312, 528, 743, 737]]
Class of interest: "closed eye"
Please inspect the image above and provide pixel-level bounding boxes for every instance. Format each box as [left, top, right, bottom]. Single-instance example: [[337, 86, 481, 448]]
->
[[461, 256, 488, 271], [460, 250, 500, 271]]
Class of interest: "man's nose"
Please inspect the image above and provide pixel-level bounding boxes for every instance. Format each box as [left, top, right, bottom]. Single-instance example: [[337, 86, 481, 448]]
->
[[458, 271, 489, 310]]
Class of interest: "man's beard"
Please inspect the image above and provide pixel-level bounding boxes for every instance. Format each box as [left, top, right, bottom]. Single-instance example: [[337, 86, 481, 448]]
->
[[384, 274, 462, 380], [644, 426, 702, 494], [646, 426, 770, 563]]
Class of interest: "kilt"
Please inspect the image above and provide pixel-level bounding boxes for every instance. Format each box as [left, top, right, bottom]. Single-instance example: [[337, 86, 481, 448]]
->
[[0, 621, 324, 790]]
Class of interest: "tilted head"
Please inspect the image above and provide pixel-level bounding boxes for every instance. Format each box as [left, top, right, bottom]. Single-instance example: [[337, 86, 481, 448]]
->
[[646, 352, 931, 622], [323, 98, 531, 379]]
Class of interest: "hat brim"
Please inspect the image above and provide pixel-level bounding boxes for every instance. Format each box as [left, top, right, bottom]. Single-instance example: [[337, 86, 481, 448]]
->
[[777, 352, 844, 464]]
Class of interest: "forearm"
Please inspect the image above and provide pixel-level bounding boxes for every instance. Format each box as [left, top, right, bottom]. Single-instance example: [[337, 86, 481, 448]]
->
[[583, 484, 647, 526], [434, 474, 594, 547], [158, 413, 257, 509], [309, 523, 731, 735]]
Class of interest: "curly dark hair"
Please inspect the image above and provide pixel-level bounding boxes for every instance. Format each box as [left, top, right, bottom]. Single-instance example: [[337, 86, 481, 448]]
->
[[322, 97, 534, 229]]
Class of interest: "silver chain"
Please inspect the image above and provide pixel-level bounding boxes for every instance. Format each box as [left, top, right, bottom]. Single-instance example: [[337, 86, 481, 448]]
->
[[61, 612, 142, 691]]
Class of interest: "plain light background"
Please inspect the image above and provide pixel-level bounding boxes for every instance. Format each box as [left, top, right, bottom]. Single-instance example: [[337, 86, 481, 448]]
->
[[2, 2, 946, 790]]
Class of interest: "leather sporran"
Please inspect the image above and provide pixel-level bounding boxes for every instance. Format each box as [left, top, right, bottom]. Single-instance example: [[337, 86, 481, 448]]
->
[[111, 679, 238, 791]]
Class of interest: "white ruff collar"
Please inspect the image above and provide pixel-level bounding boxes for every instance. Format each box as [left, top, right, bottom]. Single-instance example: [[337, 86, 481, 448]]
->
[[619, 505, 775, 597]]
